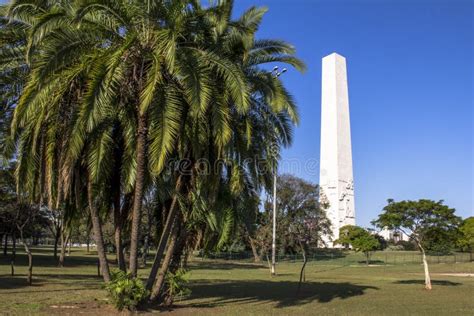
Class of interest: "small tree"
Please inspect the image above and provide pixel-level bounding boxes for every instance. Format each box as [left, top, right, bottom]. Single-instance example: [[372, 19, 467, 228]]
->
[[275, 175, 331, 290], [254, 206, 275, 273], [458, 217, 474, 261], [336, 225, 379, 265], [372, 199, 461, 290]]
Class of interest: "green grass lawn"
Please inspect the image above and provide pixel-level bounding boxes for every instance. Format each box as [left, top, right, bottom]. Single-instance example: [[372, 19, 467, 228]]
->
[[1, 247, 473, 315]]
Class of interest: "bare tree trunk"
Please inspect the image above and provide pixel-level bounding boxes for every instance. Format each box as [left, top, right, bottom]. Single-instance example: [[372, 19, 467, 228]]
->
[[12, 232, 16, 257], [248, 236, 260, 263], [10, 233, 15, 275], [141, 205, 153, 267], [18, 228, 33, 285], [25, 244, 33, 285], [3, 233, 7, 256], [86, 224, 92, 253], [129, 113, 148, 277], [419, 244, 432, 290], [265, 251, 272, 275], [88, 179, 111, 282], [298, 246, 308, 293], [53, 228, 60, 260], [10, 234, 15, 276], [142, 234, 149, 267], [150, 222, 179, 301], [365, 252, 370, 265], [58, 230, 70, 267], [146, 176, 182, 291]]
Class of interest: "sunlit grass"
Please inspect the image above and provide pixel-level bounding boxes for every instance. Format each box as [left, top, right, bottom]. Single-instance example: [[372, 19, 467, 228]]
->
[[1, 247, 473, 315]]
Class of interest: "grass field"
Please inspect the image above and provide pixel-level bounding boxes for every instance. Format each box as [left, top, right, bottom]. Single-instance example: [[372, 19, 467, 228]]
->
[[1, 247, 473, 315]]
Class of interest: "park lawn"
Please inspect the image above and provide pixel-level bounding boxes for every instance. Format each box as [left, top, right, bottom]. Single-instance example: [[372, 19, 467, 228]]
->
[[0, 247, 473, 315]]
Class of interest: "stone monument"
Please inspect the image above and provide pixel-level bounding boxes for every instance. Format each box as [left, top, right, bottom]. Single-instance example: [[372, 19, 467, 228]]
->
[[319, 53, 356, 247]]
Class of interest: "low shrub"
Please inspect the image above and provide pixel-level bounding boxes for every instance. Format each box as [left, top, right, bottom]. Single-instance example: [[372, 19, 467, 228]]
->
[[105, 269, 148, 311], [162, 268, 191, 306]]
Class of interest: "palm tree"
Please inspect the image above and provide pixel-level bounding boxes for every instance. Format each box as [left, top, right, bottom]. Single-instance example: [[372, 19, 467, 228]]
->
[[3, 2, 305, 303], [69, 0, 260, 277], [145, 2, 305, 301]]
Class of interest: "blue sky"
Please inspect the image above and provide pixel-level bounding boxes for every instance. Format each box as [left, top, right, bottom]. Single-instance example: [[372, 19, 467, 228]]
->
[[1, 0, 472, 225], [233, 0, 473, 226]]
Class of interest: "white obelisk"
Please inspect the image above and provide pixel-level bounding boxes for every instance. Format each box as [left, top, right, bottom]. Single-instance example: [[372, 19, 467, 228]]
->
[[319, 53, 355, 247]]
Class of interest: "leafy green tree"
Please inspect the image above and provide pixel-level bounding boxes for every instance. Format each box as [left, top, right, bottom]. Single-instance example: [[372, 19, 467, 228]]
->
[[0, 165, 17, 256], [422, 226, 459, 255], [257, 174, 330, 284], [458, 217, 474, 261], [372, 199, 461, 290], [336, 225, 380, 265], [373, 234, 388, 250]]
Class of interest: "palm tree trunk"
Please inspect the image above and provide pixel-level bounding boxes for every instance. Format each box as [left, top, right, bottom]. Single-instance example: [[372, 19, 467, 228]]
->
[[113, 189, 126, 272], [146, 197, 179, 290], [87, 179, 111, 282], [149, 220, 179, 301], [129, 113, 148, 277], [112, 132, 126, 272], [193, 229, 203, 251], [114, 222, 126, 271], [146, 176, 182, 291]]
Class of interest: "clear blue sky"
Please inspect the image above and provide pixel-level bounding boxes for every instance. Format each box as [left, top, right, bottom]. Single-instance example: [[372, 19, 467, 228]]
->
[[233, 0, 474, 226], [1, 0, 472, 225]]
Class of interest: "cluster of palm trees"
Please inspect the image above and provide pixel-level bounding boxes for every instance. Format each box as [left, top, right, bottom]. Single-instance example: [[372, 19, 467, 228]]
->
[[0, 0, 304, 302]]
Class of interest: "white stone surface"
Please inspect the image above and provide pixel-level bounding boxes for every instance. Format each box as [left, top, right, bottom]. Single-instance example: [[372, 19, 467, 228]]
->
[[377, 228, 410, 242], [319, 53, 355, 247]]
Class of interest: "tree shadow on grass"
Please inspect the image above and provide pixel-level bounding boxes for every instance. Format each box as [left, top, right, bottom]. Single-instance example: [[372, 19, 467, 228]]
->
[[182, 280, 378, 309], [356, 260, 385, 265], [394, 280, 461, 286], [0, 273, 102, 290], [2, 253, 99, 268], [189, 261, 265, 271]]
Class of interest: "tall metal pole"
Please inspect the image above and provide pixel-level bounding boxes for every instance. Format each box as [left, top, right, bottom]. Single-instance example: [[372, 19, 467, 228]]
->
[[269, 66, 286, 276], [271, 172, 277, 275]]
